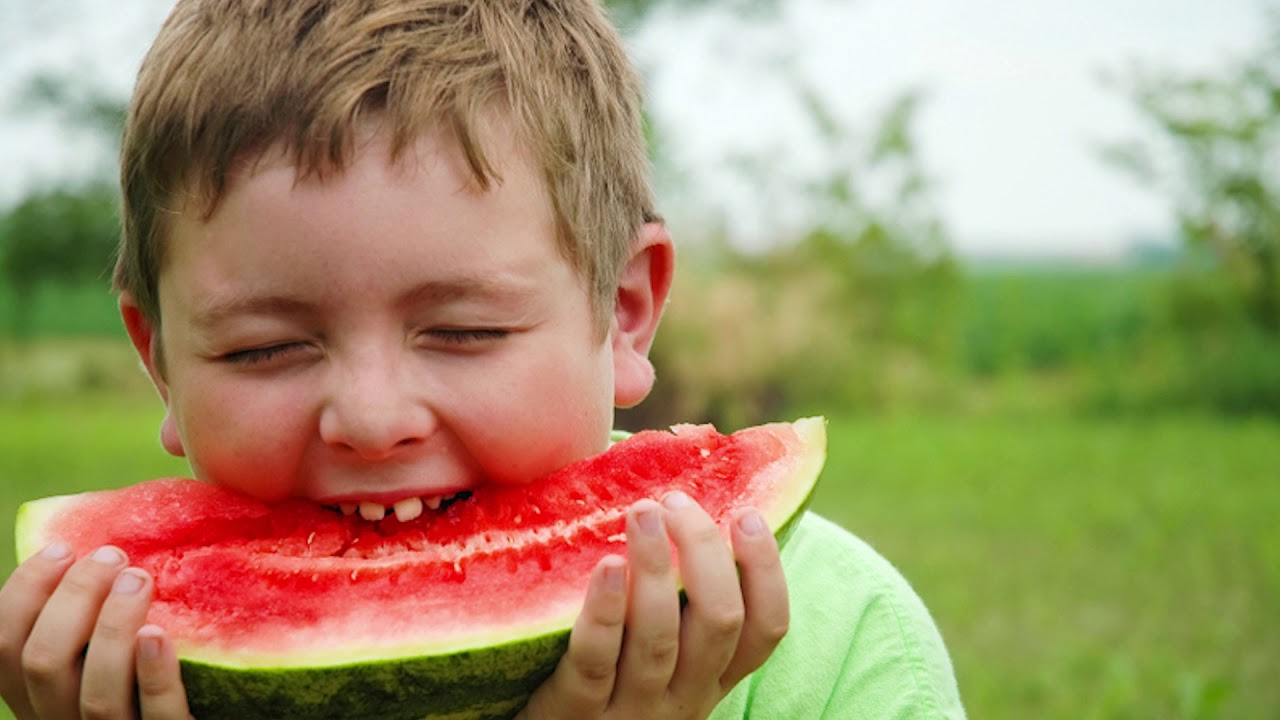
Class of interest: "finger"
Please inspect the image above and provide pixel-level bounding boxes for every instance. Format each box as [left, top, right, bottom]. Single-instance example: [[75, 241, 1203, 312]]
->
[[23, 545, 129, 720], [612, 499, 681, 703], [719, 508, 789, 690], [661, 491, 744, 700], [80, 568, 154, 719], [136, 625, 194, 719], [0, 541, 76, 718], [519, 555, 626, 719]]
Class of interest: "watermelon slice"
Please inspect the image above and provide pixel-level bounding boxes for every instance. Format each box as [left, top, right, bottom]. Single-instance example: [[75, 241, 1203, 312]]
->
[[14, 417, 825, 720]]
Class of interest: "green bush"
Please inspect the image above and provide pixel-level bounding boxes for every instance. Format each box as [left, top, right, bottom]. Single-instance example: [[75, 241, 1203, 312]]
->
[[0, 184, 121, 336]]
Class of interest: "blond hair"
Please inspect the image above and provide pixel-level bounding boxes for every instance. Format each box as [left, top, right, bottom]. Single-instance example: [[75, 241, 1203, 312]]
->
[[115, 0, 657, 335]]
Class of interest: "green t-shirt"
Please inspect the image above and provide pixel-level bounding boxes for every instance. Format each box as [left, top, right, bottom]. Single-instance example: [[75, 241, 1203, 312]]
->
[[711, 513, 966, 719]]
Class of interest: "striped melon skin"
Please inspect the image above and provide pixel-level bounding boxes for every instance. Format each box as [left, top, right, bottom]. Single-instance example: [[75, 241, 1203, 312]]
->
[[14, 418, 826, 720], [180, 631, 566, 720]]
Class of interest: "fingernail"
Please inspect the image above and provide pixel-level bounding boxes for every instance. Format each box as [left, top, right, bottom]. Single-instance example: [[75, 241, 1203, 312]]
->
[[91, 546, 125, 565], [635, 505, 662, 535], [114, 569, 146, 595], [602, 559, 625, 592], [738, 509, 768, 537], [662, 490, 692, 510], [138, 633, 162, 660], [41, 541, 72, 560]]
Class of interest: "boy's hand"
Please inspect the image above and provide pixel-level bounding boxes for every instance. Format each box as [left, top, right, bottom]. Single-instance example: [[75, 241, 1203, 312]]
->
[[0, 544, 193, 719], [518, 493, 789, 720]]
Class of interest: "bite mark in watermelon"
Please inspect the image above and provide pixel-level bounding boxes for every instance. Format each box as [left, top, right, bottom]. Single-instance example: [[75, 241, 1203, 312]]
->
[[13, 418, 826, 720]]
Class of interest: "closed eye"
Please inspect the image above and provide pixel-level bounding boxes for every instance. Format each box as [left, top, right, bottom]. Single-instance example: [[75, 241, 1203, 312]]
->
[[424, 328, 510, 345], [222, 343, 303, 365]]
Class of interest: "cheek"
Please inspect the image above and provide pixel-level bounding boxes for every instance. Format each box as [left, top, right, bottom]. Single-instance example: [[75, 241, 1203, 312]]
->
[[171, 382, 307, 501], [463, 343, 614, 483]]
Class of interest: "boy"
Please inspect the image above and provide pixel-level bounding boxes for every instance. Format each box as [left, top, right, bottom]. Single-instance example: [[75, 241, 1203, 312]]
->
[[0, 1, 965, 718]]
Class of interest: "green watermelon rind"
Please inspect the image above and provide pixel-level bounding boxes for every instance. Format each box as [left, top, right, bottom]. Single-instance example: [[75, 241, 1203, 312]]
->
[[15, 495, 64, 564], [180, 629, 567, 720], [758, 416, 825, 545], [13, 417, 827, 720]]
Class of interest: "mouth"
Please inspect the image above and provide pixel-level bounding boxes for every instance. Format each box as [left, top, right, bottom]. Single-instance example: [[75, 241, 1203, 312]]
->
[[323, 491, 472, 523]]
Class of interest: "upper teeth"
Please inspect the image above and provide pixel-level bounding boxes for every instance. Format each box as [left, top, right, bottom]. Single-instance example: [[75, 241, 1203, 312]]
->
[[393, 497, 423, 522], [336, 494, 455, 522]]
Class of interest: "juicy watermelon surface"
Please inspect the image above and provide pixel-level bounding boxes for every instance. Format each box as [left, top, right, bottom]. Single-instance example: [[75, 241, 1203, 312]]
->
[[16, 419, 825, 674]]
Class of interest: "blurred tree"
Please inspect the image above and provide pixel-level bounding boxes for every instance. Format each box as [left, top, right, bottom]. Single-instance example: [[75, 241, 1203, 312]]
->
[[623, 86, 962, 429], [1099, 9, 1280, 416], [0, 184, 120, 335], [17, 73, 127, 146], [11, 72, 127, 188], [1104, 9, 1280, 335]]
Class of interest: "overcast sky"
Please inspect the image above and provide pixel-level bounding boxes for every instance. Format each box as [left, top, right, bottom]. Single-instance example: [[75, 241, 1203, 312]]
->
[[0, 0, 1269, 258]]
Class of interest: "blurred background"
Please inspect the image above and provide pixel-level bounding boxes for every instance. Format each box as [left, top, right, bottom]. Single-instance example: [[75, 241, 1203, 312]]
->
[[1, 0, 1278, 718]]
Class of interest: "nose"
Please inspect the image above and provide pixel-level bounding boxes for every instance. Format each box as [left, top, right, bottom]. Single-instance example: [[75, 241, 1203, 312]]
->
[[319, 351, 434, 460]]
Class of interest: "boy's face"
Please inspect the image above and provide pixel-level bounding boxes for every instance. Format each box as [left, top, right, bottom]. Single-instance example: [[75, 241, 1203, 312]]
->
[[120, 122, 671, 511]]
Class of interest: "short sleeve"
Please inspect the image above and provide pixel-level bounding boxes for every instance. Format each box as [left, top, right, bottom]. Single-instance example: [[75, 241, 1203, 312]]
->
[[711, 513, 966, 719]]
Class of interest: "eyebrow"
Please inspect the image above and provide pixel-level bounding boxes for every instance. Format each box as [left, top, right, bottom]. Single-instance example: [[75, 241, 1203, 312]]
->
[[395, 276, 539, 309], [189, 278, 539, 329], [190, 295, 315, 330]]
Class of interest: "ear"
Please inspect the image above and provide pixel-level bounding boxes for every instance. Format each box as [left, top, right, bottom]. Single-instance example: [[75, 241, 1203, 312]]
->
[[612, 221, 675, 409], [120, 293, 186, 458]]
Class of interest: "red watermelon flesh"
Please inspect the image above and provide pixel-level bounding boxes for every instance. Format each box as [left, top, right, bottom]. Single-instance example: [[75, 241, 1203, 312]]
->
[[16, 419, 825, 671]]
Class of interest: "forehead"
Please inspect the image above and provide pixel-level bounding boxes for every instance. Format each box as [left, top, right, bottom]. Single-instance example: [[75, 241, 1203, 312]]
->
[[166, 113, 550, 250], [145, 108, 606, 334], [210, 109, 532, 208], [161, 119, 564, 288]]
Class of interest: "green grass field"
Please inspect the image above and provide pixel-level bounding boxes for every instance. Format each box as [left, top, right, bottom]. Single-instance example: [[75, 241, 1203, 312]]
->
[[813, 414, 1280, 719], [2, 390, 1276, 719]]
